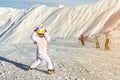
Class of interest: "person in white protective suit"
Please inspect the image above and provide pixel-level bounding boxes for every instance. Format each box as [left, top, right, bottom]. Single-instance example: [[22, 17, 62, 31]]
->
[[28, 27, 55, 74]]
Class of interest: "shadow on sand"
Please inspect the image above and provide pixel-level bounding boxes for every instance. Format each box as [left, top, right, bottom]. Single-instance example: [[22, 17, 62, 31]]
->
[[0, 56, 48, 74], [0, 56, 29, 71]]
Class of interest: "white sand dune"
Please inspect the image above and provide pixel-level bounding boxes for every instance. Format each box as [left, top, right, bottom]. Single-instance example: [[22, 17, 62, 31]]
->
[[0, 0, 120, 44]]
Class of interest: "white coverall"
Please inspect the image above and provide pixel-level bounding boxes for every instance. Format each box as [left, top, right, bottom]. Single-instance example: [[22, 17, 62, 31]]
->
[[30, 30, 54, 70]]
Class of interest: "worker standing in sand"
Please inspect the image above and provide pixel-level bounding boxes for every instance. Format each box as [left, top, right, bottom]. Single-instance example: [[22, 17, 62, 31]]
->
[[80, 34, 85, 45], [28, 27, 55, 74], [104, 32, 109, 50], [95, 36, 100, 48]]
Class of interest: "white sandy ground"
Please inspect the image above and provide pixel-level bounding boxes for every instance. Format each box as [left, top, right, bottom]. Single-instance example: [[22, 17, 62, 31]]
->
[[0, 38, 120, 80]]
